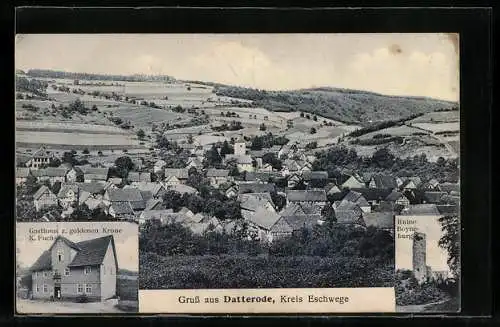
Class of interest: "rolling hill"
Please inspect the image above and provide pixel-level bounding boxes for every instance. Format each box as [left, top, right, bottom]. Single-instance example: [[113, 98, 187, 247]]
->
[[212, 85, 458, 126]]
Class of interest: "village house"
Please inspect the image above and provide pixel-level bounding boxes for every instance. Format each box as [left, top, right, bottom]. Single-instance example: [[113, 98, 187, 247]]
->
[[437, 182, 460, 194], [400, 204, 441, 216], [244, 171, 282, 183], [35, 167, 67, 185], [302, 171, 329, 187], [287, 173, 302, 188], [225, 154, 254, 172], [334, 201, 366, 227], [368, 174, 399, 190], [340, 190, 371, 213], [286, 189, 327, 206], [206, 169, 231, 188], [165, 183, 198, 195], [362, 212, 394, 234], [30, 235, 118, 302], [185, 157, 203, 170], [16, 167, 31, 185], [133, 182, 166, 199], [243, 206, 282, 243], [400, 177, 422, 191], [225, 185, 238, 198], [164, 168, 189, 185], [82, 167, 109, 184], [341, 175, 365, 189], [33, 185, 58, 211], [127, 172, 151, 185], [234, 142, 246, 156], [138, 209, 174, 224], [350, 188, 394, 207], [57, 183, 83, 209], [238, 182, 276, 195], [144, 198, 165, 211], [103, 188, 146, 218], [153, 160, 167, 174], [385, 190, 410, 207], [25, 146, 55, 169], [423, 191, 447, 204], [66, 166, 84, 183]]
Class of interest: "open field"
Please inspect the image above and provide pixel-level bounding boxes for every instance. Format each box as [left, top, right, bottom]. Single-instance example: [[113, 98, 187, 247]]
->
[[408, 110, 459, 123], [16, 131, 142, 149], [411, 122, 460, 134], [358, 125, 428, 140], [16, 121, 129, 134]]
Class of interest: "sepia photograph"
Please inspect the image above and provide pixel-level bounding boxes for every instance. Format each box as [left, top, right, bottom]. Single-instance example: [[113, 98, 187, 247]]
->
[[16, 222, 139, 314], [15, 33, 459, 313]]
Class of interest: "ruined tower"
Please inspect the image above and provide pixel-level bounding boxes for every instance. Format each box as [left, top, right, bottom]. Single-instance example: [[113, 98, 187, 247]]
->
[[412, 232, 427, 283]]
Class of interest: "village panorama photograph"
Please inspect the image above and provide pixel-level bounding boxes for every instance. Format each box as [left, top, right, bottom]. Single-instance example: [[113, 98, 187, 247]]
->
[[15, 34, 459, 290]]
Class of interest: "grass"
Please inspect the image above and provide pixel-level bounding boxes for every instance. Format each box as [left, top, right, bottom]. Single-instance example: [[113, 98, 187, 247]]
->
[[409, 111, 459, 123], [411, 122, 460, 133], [358, 125, 427, 140], [117, 274, 138, 301], [16, 131, 141, 148]]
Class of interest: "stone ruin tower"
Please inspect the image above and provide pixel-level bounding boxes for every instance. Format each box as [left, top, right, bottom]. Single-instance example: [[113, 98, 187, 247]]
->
[[412, 232, 427, 284]]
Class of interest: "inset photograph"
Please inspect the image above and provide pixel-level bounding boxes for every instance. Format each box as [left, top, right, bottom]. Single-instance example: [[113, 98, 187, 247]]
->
[[16, 222, 138, 314], [395, 213, 460, 312]]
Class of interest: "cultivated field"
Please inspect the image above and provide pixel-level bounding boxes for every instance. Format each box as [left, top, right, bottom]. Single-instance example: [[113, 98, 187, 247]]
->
[[408, 111, 459, 123], [358, 125, 429, 140], [16, 131, 142, 149], [16, 121, 129, 134], [411, 122, 460, 134]]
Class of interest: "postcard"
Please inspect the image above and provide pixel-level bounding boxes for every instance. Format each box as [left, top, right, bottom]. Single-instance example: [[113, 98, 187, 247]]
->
[[15, 33, 459, 314]]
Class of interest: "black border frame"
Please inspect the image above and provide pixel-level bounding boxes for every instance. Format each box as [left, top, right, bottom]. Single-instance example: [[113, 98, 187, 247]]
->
[[2, 5, 493, 325]]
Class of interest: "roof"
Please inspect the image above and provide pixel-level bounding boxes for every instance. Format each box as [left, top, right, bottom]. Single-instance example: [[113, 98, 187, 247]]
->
[[245, 206, 281, 230], [38, 167, 67, 177], [286, 189, 327, 202], [335, 203, 365, 226], [370, 174, 398, 189], [342, 191, 370, 207], [16, 167, 31, 178], [164, 168, 189, 179], [400, 204, 441, 216], [302, 171, 329, 181], [128, 172, 151, 182], [282, 214, 322, 230], [82, 167, 109, 179], [140, 209, 175, 221], [144, 198, 164, 211], [57, 183, 79, 198], [350, 188, 393, 201], [423, 191, 446, 204], [31, 235, 116, 270], [206, 169, 229, 178], [134, 182, 165, 196], [33, 185, 53, 200], [436, 204, 459, 216], [440, 195, 460, 206], [385, 191, 406, 202], [68, 235, 115, 267], [239, 193, 274, 212], [363, 212, 394, 229], [108, 177, 123, 185], [166, 184, 198, 194], [244, 171, 282, 182], [110, 201, 135, 215], [280, 202, 306, 216], [77, 182, 105, 194], [106, 188, 143, 202], [188, 222, 213, 235], [239, 183, 276, 194], [32, 147, 54, 159]]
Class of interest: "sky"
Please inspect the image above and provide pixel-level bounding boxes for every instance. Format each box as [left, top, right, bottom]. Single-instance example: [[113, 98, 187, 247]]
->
[[16, 222, 138, 271], [15, 33, 459, 101]]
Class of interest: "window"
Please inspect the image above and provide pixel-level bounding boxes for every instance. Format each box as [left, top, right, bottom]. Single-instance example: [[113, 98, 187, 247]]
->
[[77, 284, 83, 293], [36, 285, 40, 293], [43, 284, 48, 293], [85, 284, 92, 294], [64, 268, 70, 276], [33, 272, 37, 279], [84, 266, 92, 274], [57, 249, 64, 262], [43, 271, 48, 277]]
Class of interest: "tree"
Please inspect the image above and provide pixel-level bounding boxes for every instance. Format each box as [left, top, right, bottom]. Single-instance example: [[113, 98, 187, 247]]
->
[[321, 204, 337, 225], [187, 134, 194, 144], [82, 148, 90, 154], [220, 141, 234, 157], [70, 203, 93, 220], [48, 158, 61, 167], [438, 215, 460, 279], [372, 148, 395, 169], [313, 115, 318, 121], [310, 127, 317, 134], [113, 156, 134, 178], [91, 104, 98, 111], [305, 141, 317, 150], [203, 145, 222, 168], [259, 123, 267, 131], [300, 112, 304, 118], [270, 191, 286, 211], [262, 152, 282, 170], [137, 129, 146, 140]]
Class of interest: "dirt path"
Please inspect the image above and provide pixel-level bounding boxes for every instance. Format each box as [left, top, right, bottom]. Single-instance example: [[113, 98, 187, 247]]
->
[[16, 298, 125, 314]]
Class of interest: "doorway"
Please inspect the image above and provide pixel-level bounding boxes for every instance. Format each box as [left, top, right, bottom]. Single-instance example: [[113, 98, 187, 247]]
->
[[54, 285, 61, 300]]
